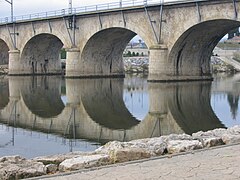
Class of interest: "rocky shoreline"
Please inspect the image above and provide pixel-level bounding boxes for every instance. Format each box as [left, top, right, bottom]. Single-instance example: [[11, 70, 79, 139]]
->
[[123, 57, 148, 73], [123, 56, 236, 74], [0, 65, 8, 75], [211, 56, 238, 72], [0, 56, 235, 75], [1, 126, 240, 179]]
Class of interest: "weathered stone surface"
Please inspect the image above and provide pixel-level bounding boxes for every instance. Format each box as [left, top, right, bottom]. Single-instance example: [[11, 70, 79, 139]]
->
[[46, 164, 58, 174], [192, 128, 227, 138], [130, 137, 167, 156], [227, 125, 240, 135], [96, 141, 124, 154], [192, 126, 240, 146], [0, 156, 46, 180], [109, 148, 151, 163], [33, 152, 94, 165], [96, 138, 167, 157], [0, 65, 8, 75], [201, 137, 225, 147], [164, 134, 193, 141], [167, 140, 203, 154], [222, 134, 240, 145], [59, 154, 109, 172]]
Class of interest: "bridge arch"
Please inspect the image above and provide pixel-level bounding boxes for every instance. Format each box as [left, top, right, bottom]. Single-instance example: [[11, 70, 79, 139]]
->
[[20, 33, 64, 75], [0, 39, 10, 65], [80, 27, 149, 77], [168, 19, 240, 77]]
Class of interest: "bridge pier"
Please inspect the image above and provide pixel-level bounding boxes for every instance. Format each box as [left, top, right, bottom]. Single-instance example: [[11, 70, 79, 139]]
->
[[65, 48, 81, 78], [148, 45, 173, 82], [148, 45, 213, 82], [8, 50, 21, 75]]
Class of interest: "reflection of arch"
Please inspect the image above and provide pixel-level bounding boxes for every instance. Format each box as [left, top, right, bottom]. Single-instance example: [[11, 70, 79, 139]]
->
[[20, 76, 65, 118], [0, 39, 10, 65], [20, 33, 63, 74], [169, 20, 240, 77], [0, 78, 9, 109], [0, 77, 227, 144], [167, 82, 225, 134], [80, 78, 140, 130], [80, 28, 136, 76]]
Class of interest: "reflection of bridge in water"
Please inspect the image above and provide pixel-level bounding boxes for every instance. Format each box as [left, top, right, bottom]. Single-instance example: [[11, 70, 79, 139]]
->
[[0, 76, 225, 144]]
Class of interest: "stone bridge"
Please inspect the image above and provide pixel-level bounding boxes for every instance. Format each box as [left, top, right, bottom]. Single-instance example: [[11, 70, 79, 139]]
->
[[0, 76, 224, 143], [0, 0, 239, 81]]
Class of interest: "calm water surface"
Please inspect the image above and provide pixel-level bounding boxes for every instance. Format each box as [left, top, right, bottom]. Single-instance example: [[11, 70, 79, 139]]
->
[[0, 73, 239, 158]]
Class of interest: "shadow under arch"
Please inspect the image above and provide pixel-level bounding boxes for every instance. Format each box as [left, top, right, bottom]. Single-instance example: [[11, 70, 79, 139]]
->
[[81, 27, 137, 76], [20, 76, 65, 118], [168, 19, 240, 77], [20, 33, 63, 75], [0, 39, 9, 65], [79, 78, 141, 130], [0, 77, 9, 110]]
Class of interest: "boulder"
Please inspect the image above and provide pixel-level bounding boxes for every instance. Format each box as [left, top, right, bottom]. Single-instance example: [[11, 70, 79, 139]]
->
[[227, 125, 240, 135], [222, 134, 240, 145], [33, 151, 94, 165], [0, 156, 46, 180], [46, 164, 58, 174], [96, 138, 167, 157], [201, 137, 225, 147], [164, 134, 193, 141], [167, 140, 203, 154], [131, 137, 167, 156], [109, 148, 151, 163], [192, 128, 227, 138], [59, 154, 109, 172]]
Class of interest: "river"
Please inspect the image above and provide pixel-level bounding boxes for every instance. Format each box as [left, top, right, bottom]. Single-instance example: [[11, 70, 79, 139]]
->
[[0, 73, 239, 158]]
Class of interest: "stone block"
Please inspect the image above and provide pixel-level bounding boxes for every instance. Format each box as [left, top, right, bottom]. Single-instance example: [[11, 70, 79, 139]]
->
[[59, 154, 110, 172]]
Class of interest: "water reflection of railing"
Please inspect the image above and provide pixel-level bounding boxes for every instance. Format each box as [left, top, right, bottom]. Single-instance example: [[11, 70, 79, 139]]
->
[[0, 0, 209, 24]]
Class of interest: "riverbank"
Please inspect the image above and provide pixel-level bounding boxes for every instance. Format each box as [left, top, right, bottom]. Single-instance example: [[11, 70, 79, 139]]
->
[[0, 56, 236, 75], [124, 56, 235, 73], [0, 65, 8, 75], [1, 125, 240, 179], [37, 142, 240, 180]]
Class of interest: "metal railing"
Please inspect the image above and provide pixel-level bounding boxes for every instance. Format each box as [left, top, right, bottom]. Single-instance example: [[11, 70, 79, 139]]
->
[[0, 0, 208, 24]]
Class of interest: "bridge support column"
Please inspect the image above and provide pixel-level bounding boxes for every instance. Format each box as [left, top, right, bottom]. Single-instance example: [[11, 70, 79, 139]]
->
[[8, 50, 21, 75], [148, 45, 172, 82], [65, 48, 81, 78]]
